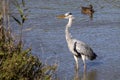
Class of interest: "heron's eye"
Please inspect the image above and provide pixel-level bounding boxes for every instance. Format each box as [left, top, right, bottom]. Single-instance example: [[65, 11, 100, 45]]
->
[[69, 13, 72, 15], [65, 12, 72, 16]]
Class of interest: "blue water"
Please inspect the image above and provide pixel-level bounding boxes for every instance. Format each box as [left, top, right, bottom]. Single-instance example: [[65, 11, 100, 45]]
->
[[12, 0, 120, 80]]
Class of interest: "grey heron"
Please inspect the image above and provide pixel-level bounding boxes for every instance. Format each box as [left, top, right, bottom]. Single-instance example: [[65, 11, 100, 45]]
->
[[57, 12, 97, 71]]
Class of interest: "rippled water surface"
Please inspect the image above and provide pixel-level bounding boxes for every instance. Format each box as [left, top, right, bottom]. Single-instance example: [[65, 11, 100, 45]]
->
[[12, 0, 120, 80]]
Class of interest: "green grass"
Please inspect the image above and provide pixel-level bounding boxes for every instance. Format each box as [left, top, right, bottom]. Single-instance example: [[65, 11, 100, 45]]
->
[[0, 0, 57, 80]]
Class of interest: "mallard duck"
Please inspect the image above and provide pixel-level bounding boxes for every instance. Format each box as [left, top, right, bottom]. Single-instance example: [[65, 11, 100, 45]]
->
[[81, 5, 94, 19]]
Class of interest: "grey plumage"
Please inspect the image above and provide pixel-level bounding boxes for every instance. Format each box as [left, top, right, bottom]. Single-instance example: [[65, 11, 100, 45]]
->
[[74, 41, 97, 60], [57, 12, 97, 71]]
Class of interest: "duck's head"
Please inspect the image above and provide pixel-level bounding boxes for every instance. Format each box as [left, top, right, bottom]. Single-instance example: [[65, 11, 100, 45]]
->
[[89, 4, 93, 9]]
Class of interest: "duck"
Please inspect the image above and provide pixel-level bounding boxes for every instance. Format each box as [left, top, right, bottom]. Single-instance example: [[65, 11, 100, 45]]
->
[[81, 5, 94, 19]]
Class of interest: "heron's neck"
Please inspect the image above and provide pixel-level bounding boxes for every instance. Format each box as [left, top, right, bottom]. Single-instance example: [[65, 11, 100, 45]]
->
[[65, 18, 73, 42], [66, 18, 72, 27]]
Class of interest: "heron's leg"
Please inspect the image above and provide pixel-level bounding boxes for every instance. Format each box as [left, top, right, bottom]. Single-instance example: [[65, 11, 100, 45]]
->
[[81, 55, 87, 72], [83, 61, 87, 72], [74, 55, 79, 71]]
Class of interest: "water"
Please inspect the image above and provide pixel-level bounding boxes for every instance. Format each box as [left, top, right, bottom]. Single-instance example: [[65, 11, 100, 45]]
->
[[12, 0, 120, 80]]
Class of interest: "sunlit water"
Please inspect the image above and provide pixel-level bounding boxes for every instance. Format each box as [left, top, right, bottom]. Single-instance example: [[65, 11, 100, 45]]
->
[[11, 0, 120, 80]]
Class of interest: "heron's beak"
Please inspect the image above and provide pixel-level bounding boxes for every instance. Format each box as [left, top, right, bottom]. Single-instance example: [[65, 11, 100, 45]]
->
[[56, 14, 65, 19]]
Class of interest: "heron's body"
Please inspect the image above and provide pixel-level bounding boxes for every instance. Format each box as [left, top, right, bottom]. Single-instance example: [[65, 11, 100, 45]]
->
[[57, 12, 97, 71]]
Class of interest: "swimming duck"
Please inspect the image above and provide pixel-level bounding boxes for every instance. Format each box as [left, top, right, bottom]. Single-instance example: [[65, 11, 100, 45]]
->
[[81, 5, 94, 19]]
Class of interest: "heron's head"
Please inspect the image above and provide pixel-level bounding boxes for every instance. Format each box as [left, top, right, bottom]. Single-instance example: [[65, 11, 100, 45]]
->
[[57, 12, 75, 19]]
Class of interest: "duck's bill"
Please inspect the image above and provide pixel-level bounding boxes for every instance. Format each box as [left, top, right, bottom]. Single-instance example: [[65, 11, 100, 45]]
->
[[56, 14, 65, 19]]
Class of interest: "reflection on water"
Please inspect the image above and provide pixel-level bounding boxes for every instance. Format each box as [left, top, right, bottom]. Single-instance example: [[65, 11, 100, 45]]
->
[[74, 70, 97, 80]]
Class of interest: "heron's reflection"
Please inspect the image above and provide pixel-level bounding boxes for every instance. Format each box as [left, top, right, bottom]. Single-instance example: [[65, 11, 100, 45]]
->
[[74, 69, 97, 80]]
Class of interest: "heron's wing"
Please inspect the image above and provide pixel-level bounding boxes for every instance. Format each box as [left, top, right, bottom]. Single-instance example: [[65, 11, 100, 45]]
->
[[73, 39, 96, 60]]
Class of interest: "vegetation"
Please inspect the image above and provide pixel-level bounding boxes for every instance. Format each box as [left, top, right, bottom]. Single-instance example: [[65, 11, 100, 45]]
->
[[0, 0, 57, 80]]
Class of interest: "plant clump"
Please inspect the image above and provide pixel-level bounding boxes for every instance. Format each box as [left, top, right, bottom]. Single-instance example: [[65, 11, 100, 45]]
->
[[0, 0, 57, 80]]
